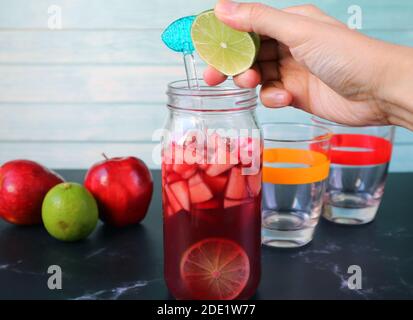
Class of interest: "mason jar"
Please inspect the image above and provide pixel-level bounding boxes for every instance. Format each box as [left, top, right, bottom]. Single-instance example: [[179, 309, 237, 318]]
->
[[161, 79, 262, 300]]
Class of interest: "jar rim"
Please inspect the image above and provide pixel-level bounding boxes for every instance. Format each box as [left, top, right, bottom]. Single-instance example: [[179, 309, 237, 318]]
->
[[167, 79, 255, 97], [167, 79, 257, 112]]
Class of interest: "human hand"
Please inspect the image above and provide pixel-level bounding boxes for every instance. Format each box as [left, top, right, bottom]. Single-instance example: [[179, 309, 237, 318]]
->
[[204, 0, 413, 129]]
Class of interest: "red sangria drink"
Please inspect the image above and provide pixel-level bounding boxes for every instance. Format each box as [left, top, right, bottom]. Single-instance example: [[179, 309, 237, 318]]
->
[[162, 80, 262, 300]]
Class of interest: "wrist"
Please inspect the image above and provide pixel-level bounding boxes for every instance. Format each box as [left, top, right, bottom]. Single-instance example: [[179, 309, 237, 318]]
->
[[376, 45, 413, 124]]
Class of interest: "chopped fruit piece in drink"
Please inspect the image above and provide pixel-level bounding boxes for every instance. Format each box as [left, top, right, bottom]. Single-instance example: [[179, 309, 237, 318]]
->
[[162, 147, 174, 166], [182, 166, 197, 179], [184, 144, 205, 165], [224, 198, 252, 208], [188, 173, 203, 186], [180, 238, 250, 300], [225, 167, 249, 200], [202, 173, 228, 195], [240, 154, 252, 166], [170, 180, 190, 211], [237, 137, 249, 164], [188, 174, 213, 204], [194, 198, 221, 210], [239, 137, 262, 166], [190, 183, 213, 204], [205, 162, 234, 177], [199, 163, 209, 171], [247, 172, 262, 197], [173, 163, 197, 179], [166, 172, 182, 184], [165, 184, 183, 214], [165, 204, 174, 217]]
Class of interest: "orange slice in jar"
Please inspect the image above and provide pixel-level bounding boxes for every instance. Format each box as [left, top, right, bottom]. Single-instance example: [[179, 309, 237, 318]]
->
[[180, 238, 250, 300]]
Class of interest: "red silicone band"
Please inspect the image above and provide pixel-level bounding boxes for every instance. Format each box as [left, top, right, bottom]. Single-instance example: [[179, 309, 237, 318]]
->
[[330, 134, 392, 166]]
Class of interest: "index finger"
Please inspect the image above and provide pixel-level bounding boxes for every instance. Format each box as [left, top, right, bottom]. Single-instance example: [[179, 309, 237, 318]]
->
[[204, 66, 228, 86]]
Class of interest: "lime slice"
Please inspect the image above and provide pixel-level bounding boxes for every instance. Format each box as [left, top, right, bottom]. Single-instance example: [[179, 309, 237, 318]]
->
[[191, 10, 260, 76], [180, 238, 250, 300]]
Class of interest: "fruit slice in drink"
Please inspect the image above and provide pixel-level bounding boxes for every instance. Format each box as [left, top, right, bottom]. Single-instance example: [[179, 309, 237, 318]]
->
[[188, 174, 214, 204], [201, 173, 228, 195], [180, 238, 250, 300], [165, 184, 183, 215], [225, 167, 249, 200], [191, 10, 260, 76], [247, 172, 262, 197], [169, 180, 190, 211]]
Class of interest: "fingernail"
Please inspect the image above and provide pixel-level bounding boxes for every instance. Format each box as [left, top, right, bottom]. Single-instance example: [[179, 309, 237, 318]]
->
[[274, 93, 286, 103], [216, 0, 239, 16]]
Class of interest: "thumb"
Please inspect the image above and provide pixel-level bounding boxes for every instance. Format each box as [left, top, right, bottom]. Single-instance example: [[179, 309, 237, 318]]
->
[[215, 0, 316, 47]]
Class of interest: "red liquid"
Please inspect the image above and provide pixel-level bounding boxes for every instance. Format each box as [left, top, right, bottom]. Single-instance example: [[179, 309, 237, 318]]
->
[[162, 136, 262, 300]]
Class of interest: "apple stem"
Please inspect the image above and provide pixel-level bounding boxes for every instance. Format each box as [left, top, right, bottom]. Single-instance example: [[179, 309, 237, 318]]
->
[[63, 183, 72, 190], [102, 153, 109, 160]]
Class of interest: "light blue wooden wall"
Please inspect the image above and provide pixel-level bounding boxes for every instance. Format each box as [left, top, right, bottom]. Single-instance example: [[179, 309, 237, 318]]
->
[[0, 0, 412, 170]]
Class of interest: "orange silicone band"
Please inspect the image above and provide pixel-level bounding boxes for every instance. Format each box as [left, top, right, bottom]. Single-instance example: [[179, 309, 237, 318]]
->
[[263, 148, 330, 185]]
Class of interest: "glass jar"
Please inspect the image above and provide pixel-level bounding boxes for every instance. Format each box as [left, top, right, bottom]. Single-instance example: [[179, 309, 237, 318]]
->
[[161, 80, 262, 300]]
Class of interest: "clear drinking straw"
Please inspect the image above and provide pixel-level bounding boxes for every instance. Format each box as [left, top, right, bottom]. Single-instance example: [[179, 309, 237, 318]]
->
[[183, 42, 200, 90]]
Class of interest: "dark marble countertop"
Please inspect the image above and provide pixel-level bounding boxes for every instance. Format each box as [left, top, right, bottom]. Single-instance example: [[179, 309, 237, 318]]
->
[[0, 170, 412, 300]]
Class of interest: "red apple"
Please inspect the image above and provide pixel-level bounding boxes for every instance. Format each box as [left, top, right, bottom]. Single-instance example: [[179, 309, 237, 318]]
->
[[0, 160, 64, 225], [84, 156, 153, 227]]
